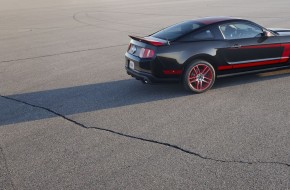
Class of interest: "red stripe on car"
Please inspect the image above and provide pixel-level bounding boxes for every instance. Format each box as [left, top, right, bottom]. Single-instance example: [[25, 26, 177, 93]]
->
[[219, 43, 290, 71], [163, 70, 182, 75]]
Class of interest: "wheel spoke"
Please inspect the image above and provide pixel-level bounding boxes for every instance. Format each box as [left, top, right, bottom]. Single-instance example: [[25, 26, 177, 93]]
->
[[203, 77, 212, 84], [189, 76, 197, 83], [200, 81, 203, 89], [193, 66, 199, 75], [196, 81, 199, 90], [201, 67, 210, 75], [196, 66, 201, 74], [203, 80, 210, 84]]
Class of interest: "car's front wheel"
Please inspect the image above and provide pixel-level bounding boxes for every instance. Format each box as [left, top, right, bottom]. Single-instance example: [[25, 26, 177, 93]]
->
[[183, 60, 216, 93]]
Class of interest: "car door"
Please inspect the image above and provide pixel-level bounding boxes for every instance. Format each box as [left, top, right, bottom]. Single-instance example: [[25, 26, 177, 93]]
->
[[217, 21, 284, 72]]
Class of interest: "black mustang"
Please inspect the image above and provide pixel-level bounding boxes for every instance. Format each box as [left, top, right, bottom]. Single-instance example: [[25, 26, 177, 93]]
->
[[125, 17, 290, 93]]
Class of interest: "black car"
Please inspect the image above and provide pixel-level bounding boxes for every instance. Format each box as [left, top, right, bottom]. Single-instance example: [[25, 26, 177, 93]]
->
[[125, 17, 290, 93]]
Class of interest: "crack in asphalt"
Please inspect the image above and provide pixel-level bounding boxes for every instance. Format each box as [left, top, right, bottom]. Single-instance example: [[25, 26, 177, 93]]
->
[[72, 12, 148, 35], [74, 11, 157, 29], [0, 44, 127, 64], [1, 94, 290, 168], [0, 145, 16, 190]]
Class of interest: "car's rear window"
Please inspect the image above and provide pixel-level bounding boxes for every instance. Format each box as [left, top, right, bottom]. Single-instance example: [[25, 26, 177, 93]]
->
[[151, 21, 205, 41]]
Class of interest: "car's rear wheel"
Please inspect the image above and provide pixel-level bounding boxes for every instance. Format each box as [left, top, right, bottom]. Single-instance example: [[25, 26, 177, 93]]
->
[[183, 60, 216, 93]]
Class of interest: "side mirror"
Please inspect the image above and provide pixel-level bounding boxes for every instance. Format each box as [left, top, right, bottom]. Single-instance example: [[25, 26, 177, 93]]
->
[[262, 30, 273, 37]]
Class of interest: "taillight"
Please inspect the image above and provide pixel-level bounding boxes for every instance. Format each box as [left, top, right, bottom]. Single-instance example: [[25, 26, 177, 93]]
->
[[139, 48, 155, 58], [128, 43, 137, 54], [127, 43, 131, 51]]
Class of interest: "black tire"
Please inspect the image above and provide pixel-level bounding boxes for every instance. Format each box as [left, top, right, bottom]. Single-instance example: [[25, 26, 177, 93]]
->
[[183, 60, 216, 93]]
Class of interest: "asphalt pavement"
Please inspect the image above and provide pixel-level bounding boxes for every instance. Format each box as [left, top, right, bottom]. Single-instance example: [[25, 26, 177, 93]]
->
[[0, 0, 290, 189]]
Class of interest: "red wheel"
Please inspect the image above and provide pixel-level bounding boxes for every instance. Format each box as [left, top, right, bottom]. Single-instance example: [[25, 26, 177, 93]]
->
[[183, 60, 215, 93]]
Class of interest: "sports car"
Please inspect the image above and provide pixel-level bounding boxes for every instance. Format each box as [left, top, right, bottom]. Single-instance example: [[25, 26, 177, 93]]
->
[[125, 17, 290, 93]]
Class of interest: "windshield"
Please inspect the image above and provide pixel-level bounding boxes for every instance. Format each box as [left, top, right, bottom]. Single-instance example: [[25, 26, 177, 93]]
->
[[151, 20, 205, 41]]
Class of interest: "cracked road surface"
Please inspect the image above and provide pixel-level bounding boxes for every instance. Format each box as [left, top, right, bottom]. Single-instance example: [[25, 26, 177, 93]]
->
[[0, 0, 290, 189]]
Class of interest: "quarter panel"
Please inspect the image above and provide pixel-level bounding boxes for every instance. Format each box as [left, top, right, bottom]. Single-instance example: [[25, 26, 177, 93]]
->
[[156, 40, 228, 69]]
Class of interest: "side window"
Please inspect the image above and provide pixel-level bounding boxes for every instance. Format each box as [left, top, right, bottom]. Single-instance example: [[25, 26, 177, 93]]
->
[[181, 29, 214, 41], [219, 22, 263, 39]]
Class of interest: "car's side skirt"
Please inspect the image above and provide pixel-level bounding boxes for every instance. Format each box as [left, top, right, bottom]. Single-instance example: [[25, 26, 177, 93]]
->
[[227, 57, 283, 65], [218, 57, 289, 71], [217, 65, 290, 78]]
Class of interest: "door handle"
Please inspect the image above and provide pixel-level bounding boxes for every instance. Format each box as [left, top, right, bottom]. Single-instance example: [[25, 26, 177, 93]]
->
[[231, 44, 241, 48]]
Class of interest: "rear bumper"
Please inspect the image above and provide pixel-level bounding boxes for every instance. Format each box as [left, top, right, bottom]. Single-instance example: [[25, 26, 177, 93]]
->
[[125, 52, 180, 83], [126, 67, 180, 83]]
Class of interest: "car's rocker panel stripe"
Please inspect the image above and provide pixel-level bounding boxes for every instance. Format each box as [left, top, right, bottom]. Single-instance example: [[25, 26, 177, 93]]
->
[[217, 65, 290, 78], [218, 43, 290, 71], [228, 57, 282, 65]]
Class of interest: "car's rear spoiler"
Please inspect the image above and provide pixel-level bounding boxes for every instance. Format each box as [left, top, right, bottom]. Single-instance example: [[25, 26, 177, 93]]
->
[[129, 35, 168, 46]]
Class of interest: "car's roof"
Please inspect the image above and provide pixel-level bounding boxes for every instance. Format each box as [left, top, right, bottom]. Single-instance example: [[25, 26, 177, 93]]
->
[[193, 16, 245, 25]]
